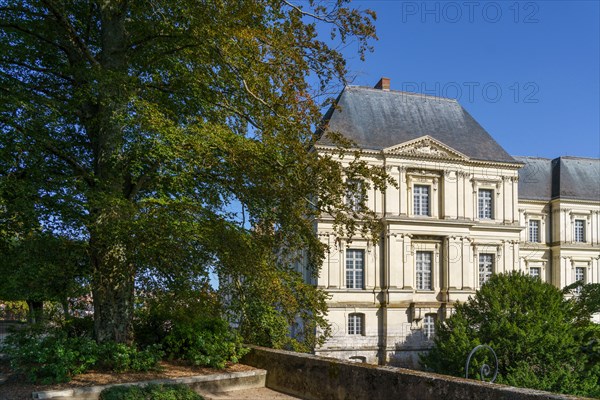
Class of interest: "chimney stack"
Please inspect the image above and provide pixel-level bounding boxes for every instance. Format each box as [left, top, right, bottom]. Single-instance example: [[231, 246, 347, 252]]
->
[[375, 77, 390, 91]]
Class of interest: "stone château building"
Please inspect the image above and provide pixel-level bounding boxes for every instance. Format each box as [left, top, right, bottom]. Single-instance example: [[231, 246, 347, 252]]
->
[[306, 78, 600, 367]]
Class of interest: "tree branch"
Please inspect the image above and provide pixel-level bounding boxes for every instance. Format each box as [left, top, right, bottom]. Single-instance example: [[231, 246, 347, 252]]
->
[[41, 0, 100, 67], [41, 141, 95, 187], [282, 0, 336, 24], [5, 60, 75, 83]]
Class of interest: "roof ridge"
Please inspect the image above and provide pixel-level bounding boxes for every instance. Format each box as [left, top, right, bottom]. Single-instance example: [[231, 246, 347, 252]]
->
[[555, 155, 600, 161], [513, 155, 551, 160], [345, 85, 458, 103]]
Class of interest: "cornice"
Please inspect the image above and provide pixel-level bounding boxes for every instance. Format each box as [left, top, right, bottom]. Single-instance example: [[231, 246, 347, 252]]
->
[[313, 144, 524, 169]]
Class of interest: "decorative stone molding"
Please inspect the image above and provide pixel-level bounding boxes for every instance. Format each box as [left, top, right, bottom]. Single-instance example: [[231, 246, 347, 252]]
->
[[384, 135, 469, 160]]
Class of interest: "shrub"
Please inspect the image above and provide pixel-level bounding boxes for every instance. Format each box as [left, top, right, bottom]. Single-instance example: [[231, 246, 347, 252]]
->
[[1, 326, 98, 384], [163, 317, 248, 369], [63, 315, 95, 338], [421, 272, 600, 397], [99, 383, 204, 400], [1, 324, 163, 383], [97, 342, 164, 373]]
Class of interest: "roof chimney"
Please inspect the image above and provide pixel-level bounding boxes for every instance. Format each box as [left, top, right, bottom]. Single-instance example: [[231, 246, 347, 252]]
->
[[374, 77, 390, 91]]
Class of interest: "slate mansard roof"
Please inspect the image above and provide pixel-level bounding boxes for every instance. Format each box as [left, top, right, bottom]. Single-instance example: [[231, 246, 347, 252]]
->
[[317, 85, 517, 164], [515, 156, 600, 202], [317, 82, 599, 203]]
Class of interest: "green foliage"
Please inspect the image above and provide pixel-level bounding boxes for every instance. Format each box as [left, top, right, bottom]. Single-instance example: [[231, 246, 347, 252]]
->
[[99, 384, 204, 400], [134, 282, 248, 369], [222, 262, 331, 352], [97, 342, 164, 373], [421, 272, 600, 397], [0, 0, 384, 343], [1, 326, 98, 384], [133, 277, 219, 349], [1, 323, 163, 383], [0, 232, 89, 310], [163, 317, 248, 369], [63, 315, 96, 338], [567, 282, 600, 378], [565, 282, 600, 322], [0, 301, 28, 321]]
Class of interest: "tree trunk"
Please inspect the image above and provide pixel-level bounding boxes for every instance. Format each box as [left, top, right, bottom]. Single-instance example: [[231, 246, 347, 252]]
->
[[26, 300, 43, 324], [88, 1, 133, 344], [91, 238, 135, 344]]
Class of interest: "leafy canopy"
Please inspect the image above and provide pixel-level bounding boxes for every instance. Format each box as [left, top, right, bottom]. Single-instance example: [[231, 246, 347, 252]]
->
[[0, 0, 385, 344]]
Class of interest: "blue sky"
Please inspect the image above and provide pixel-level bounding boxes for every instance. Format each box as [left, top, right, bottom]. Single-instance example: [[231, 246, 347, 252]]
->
[[335, 0, 600, 159]]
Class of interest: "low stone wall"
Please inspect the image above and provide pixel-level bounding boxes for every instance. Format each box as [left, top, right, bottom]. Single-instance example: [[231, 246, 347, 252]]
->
[[32, 370, 267, 399], [242, 346, 585, 400]]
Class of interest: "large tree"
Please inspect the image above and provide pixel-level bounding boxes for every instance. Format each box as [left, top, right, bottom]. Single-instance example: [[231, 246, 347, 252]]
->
[[0, 1, 385, 344]]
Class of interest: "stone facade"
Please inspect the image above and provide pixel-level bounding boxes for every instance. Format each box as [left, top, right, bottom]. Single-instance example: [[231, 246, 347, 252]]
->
[[304, 80, 600, 367]]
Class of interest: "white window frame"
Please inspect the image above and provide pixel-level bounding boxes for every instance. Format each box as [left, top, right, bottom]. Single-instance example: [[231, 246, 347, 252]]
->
[[479, 253, 494, 287], [575, 267, 586, 284], [574, 219, 586, 243], [529, 267, 541, 279], [478, 189, 494, 219], [528, 219, 540, 243], [413, 185, 430, 216], [346, 249, 365, 289], [423, 314, 436, 339], [348, 313, 364, 335], [406, 171, 439, 218], [416, 251, 432, 290]]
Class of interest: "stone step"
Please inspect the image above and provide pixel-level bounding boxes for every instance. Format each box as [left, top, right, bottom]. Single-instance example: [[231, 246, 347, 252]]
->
[[199, 387, 303, 400]]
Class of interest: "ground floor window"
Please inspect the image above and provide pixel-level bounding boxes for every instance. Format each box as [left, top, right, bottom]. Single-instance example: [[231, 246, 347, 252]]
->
[[423, 314, 436, 339], [348, 313, 364, 335], [529, 267, 541, 279]]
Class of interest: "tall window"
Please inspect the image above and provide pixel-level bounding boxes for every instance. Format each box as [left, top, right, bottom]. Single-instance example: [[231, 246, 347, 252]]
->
[[575, 267, 585, 284], [479, 254, 494, 286], [423, 314, 436, 339], [348, 313, 364, 335], [529, 267, 541, 279], [478, 189, 493, 219], [346, 179, 364, 212], [574, 267, 586, 295], [574, 219, 585, 242], [528, 220, 540, 242], [416, 251, 432, 290], [413, 185, 430, 216], [346, 249, 364, 289]]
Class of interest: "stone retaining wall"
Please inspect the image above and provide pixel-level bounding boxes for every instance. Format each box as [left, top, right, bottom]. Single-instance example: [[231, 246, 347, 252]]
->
[[242, 346, 586, 400]]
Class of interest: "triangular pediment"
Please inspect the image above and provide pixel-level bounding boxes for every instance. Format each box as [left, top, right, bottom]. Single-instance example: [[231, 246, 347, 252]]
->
[[384, 135, 469, 160]]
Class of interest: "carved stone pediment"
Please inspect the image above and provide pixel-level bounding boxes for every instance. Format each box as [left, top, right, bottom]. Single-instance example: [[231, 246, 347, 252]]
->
[[384, 135, 469, 160]]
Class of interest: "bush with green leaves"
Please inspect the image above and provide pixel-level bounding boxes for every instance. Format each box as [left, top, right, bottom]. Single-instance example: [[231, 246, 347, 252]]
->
[[134, 283, 248, 369], [1, 324, 163, 383], [421, 272, 600, 397], [162, 317, 248, 369], [99, 383, 204, 400], [1, 326, 98, 384], [97, 342, 164, 373]]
